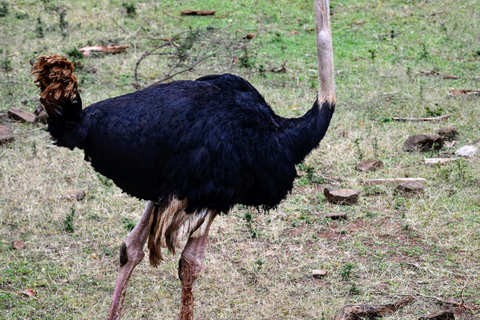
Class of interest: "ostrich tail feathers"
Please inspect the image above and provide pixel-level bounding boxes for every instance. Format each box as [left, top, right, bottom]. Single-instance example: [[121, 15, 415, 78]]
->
[[31, 55, 81, 118], [147, 198, 216, 267]]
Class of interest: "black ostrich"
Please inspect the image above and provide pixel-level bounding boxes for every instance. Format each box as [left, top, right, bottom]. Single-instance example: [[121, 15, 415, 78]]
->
[[32, 0, 335, 318]]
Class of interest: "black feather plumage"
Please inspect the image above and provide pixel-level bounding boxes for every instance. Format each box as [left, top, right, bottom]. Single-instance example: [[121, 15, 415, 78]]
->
[[47, 73, 334, 213]]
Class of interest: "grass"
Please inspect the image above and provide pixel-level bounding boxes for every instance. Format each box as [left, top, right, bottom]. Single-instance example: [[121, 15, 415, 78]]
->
[[1, 0, 480, 319]]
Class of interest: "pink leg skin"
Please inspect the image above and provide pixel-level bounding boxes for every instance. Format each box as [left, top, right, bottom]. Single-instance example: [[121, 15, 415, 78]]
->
[[178, 215, 215, 320], [108, 201, 155, 320]]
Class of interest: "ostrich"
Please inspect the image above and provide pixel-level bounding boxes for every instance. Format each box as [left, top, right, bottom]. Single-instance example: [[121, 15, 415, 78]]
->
[[31, 0, 335, 318]]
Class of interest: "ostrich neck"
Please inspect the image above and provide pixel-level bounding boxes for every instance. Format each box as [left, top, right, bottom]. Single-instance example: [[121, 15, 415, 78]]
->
[[275, 0, 335, 165], [278, 99, 335, 165]]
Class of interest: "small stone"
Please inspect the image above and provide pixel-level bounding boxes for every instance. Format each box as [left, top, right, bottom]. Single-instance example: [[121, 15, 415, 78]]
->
[[418, 310, 455, 320], [403, 134, 444, 152], [91, 253, 97, 259], [355, 159, 384, 172], [326, 212, 348, 220], [324, 188, 359, 205], [312, 269, 327, 279], [12, 240, 26, 250], [395, 181, 424, 195], [8, 107, 36, 123], [437, 127, 459, 141], [454, 145, 479, 157], [65, 190, 86, 201], [0, 126, 14, 145]]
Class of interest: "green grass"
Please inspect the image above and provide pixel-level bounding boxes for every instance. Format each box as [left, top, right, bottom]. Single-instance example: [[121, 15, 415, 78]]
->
[[1, 0, 480, 319]]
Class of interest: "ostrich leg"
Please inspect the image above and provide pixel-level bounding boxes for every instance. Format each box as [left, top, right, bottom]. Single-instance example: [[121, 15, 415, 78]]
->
[[108, 200, 156, 320], [178, 212, 216, 320]]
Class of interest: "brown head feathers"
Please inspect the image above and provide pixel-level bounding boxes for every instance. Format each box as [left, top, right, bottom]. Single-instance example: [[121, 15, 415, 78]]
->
[[31, 55, 79, 117]]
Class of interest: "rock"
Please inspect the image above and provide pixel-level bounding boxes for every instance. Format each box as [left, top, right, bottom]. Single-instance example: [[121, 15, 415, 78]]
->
[[0, 126, 14, 145], [12, 240, 26, 250], [324, 188, 359, 205], [65, 190, 86, 201], [437, 127, 458, 141], [403, 134, 444, 152], [418, 310, 455, 320], [355, 159, 384, 172], [454, 145, 479, 157], [8, 107, 36, 123], [312, 269, 327, 279], [326, 212, 348, 220], [395, 181, 424, 195]]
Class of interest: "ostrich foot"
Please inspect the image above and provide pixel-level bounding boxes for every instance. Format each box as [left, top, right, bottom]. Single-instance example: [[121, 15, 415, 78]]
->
[[108, 201, 155, 320], [178, 211, 215, 320]]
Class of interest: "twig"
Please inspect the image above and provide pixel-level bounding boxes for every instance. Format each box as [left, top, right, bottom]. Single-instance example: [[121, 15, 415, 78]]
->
[[149, 54, 215, 86], [392, 115, 450, 122], [423, 158, 458, 165], [333, 296, 415, 320], [133, 24, 242, 88], [111, 18, 129, 34], [361, 178, 427, 186], [419, 70, 460, 80], [181, 10, 215, 16], [134, 46, 176, 87], [416, 293, 478, 312], [163, 11, 184, 21]]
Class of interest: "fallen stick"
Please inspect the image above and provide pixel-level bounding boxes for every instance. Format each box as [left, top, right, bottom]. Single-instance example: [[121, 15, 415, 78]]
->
[[419, 70, 460, 80], [392, 115, 450, 122], [181, 10, 215, 16], [362, 178, 427, 186], [423, 158, 458, 165], [417, 293, 478, 312], [164, 11, 184, 21], [79, 45, 129, 57], [334, 295, 415, 320]]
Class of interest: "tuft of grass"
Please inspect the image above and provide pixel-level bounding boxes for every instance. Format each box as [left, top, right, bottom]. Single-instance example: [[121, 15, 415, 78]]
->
[[63, 207, 75, 233], [0, 2, 8, 18], [122, 217, 136, 232], [122, 2, 136, 18], [341, 263, 355, 280], [66, 47, 84, 60]]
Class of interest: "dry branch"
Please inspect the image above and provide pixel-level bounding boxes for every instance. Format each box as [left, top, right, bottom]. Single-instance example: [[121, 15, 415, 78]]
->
[[79, 45, 129, 57], [423, 158, 458, 165], [419, 70, 459, 80], [447, 88, 480, 97], [181, 10, 215, 16], [362, 178, 427, 186], [133, 24, 257, 89], [164, 11, 184, 21], [392, 115, 450, 122], [417, 293, 478, 313], [333, 295, 415, 320]]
